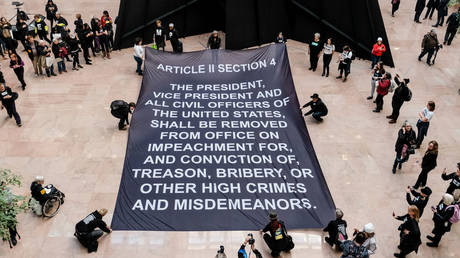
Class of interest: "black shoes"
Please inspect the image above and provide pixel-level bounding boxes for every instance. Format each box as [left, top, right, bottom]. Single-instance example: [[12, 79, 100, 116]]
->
[[372, 109, 380, 113], [367, 96, 373, 100], [426, 242, 438, 247]]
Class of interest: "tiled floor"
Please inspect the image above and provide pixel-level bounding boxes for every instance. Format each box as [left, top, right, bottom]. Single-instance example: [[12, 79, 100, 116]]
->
[[1, 0, 459, 257]]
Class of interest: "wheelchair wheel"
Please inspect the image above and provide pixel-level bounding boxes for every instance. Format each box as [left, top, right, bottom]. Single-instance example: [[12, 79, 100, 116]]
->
[[42, 196, 61, 218]]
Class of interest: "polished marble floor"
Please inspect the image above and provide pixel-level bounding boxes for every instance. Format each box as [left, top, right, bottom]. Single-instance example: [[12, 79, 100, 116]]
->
[[0, 0, 459, 257]]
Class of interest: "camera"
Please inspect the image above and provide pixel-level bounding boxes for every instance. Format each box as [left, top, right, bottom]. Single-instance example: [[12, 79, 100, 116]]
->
[[217, 245, 224, 254], [12, 1, 23, 7], [248, 233, 255, 245]]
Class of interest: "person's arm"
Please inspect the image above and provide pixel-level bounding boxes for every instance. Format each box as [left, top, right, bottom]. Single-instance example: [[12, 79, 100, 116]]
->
[[411, 189, 421, 197], [323, 221, 332, 232], [301, 101, 312, 109], [96, 220, 111, 233], [381, 44, 386, 53], [406, 192, 415, 205], [262, 223, 270, 233], [441, 172, 454, 181]]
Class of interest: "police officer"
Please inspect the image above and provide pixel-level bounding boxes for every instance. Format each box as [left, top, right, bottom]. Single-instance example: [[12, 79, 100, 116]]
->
[[443, 8, 460, 45], [207, 31, 221, 49], [418, 29, 439, 66], [110, 100, 135, 130], [0, 82, 21, 127], [301, 93, 328, 122], [74, 209, 111, 253], [406, 186, 431, 217], [441, 163, 460, 194]]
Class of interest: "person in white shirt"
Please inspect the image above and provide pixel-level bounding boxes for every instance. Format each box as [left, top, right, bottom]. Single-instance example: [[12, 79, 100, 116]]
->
[[416, 101, 435, 148], [322, 38, 335, 77], [354, 223, 377, 255], [133, 37, 144, 76], [336, 45, 352, 82]]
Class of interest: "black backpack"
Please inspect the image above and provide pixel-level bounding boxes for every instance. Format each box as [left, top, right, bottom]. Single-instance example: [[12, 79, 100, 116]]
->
[[404, 88, 412, 102], [110, 100, 128, 111]]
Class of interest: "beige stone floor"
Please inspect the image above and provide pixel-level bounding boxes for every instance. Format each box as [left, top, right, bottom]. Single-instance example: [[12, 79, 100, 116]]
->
[[1, 0, 459, 257]]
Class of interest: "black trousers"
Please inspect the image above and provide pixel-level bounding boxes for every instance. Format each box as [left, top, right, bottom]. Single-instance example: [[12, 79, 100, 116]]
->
[[38, 32, 51, 43], [111, 110, 129, 129], [13, 67, 26, 88], [9, 226, 18, 242], [77, 230, 104, 253], [322, 54, 332, 75], [424, 6, 436, 19], [375, 94, 384, 111], [263, 233, 288, 256], [414, 166, 435, 188], [83, 46, 91, 62], [435, 13, 445, 26], [419, 48, 435, 64], [4, 101, 21, 125], [390, 100, 404, 120], [444, 28, 457, 45], [414, 10, 423, 21], [392, 3, 400, 15], [310, 54, 319, 70], [71, 52, 80, 67]]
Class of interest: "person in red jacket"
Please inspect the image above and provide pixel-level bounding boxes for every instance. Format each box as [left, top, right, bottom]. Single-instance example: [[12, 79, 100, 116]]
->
[[373, 72, 391, 113], [371, 37, 386, 68]]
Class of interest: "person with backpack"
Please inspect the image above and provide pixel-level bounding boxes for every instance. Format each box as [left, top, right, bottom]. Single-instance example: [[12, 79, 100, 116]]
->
[[0, 82, 21, 127], [110, 100, 136, 130], [441, 163, 460, 194], [406, 186, 432, 217], [74, 209, 112, 253], [426, 193, 457, 247], [443, 7, 460, 45], [373, 72, 391, 113], [413, 141, 438, 189], [415, 101, 435, 149], [340, 232, 369, 258], [323, 208, 348, 250], [337, 45, 352, 82], [259, 212, 294, 257], [392, 205, 422, 257], [386, 74, 411, 123], [392, 121, 416, 174]]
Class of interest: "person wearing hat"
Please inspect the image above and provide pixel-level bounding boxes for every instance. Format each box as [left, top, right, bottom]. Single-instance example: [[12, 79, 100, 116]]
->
[[426, 193, 455, 247], [371, 37, 386, 69], [207, 31, 221, 49], [413, 141, 438, 189], [74, 209, 112, 253], [414, 0, 426, 23], [441, 163, 460, 194], [259, 212, 293, 257], [386, 74, 410, 123], [308, 33, 322, 72], [418, 29, 439, 66], [167, 23, 181, 53], [301, 93, 328, 122], [393, 205, 422, 257], [323, 208, 348, 250], [362, 223, 377, 255], [406, 186, 432, 217], [443, 7, 460, 45], [341, 232, 369, 258]]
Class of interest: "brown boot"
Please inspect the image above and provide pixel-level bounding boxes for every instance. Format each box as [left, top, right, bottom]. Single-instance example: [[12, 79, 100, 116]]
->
[[107, 52, 111, 59], [389, 119, 397, 124], [102, 51, 106, 58]]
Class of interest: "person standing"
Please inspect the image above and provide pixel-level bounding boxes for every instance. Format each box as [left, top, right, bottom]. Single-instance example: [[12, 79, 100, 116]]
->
[[432, 0, 449, 27], [207, 31, 221, 49], [67, 34, 83, 71], [9, 53, 26, 90], [308, 33, 322, 72], [33, 15, 51, 44], [0, 83, 21, 127], [441, 163, 460, 194], [101, 11, 114, 49], [81, 24, 94, 65], [0, 17, 17, 51], [323, 208, 348, 249], [387, 74, 410, 123], [392, 0, 401, 17], [426, 194, 455, 247], [15, 18, 28, 50], [301, 93, 328, 122], [337, 45, 352, 82], [167, 23, 181, 53], [424, 0, 439, 20], [38, 40, 56, 77], [25, 36, 42, 76], [415, 101, 435, 148], [413, 141, 438, 188], [55, 13, 68, 36], [96, 24, 110, 59], [133, 38, 144, 76], [74, 14, 84, 42], [45, 0, 58, 31], [368, 61, 385, 101], [371, 37, 386, 68], [373, 72, 391, 113], [392, 205, 422, 257], [322, 38, 334, 77], [259, 212, 294, 257], [154, 20, 166, 51], [406, 186, 432, 217], [275, 32, 286, 43], [74, 209, 112, 253], [443, 8, 460, 45], [418, 29, 439, 66], [392, 121, 416, 174], [414, 0, 426, 23], [51, 38, 67, 73]]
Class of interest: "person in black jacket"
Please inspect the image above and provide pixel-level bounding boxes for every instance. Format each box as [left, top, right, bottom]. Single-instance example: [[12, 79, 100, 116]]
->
[[45, 0, 58, 30], [74, 209, 112, 253], [393, 205, 422, 257], [323, 208, 348, 250], [259, 212, 293, 257], [74, 14, 84, 41], [426, 193, 455, 247], [424, 0, 439, 20], [275, 32, 286, 43], [9, 53, 26, 90], [25, 36, 42, 76], [15, 18, 28, 50], [167, 23, 180, 53], [392, 122, 416, 173], [51, 38, 67, 73], [55, 12, 68, 36], [207, 31, 221, 49], [0, 83, 21, 126], [33, 15, 51, 43], [414, 0, 426, 23], [67, 34, 83, 70], [237, 235, 263, 258], [432, 0, 449, 27], [441, 163, 460, 194], [443, 8, 460, 45], [154, 20, 166, 51], [301, 93, 328, 122], [81, 23, 94, 64], [0, 70, 4, 83], [308, 33, 322, 72], [406, 186, 431, 217], [110, 100, 136, 130], [413, 141, 438, 189], [386, 74, 410, 123]]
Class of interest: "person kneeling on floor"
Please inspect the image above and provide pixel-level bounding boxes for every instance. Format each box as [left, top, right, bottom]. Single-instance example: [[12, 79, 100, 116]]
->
[[110, 100, 135, 130], [301, 93, 328, 122], [259, 212, 294, 257], [74, 208, 112, 253]]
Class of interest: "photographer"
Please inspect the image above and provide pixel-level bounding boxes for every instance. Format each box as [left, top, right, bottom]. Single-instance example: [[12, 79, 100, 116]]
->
[[372, 72, 391, 113], [386, 74, 410, 123], [441, 163, 460, 194], [215, 245, 227, 258], [418, 29, 439, 66], [406, 186, 431, 217], [238, 235, 262, 258], [392, 121, 416, 174], [259, 212, 294, 257]]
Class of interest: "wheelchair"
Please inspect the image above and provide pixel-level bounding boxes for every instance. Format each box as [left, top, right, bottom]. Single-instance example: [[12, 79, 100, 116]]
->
[[29, 184, 65, 218]]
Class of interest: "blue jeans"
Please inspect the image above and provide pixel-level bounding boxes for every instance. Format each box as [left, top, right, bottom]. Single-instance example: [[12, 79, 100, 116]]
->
[[371, 54, 381, 68], [57, 60, 66, 73], [134, 56, 143, 73], [312, 111, 327, 121]]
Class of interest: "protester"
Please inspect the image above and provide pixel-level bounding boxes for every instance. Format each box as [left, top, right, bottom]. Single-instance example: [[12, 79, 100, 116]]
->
[[30, 176, 48, 207], [441, 163, 460, 194], [81, 23, 95, 64], [91, 17, 101, 53], [154, 20, 166, 51], [101, 11, 114, 49], [415, 101, 435, 148], [418, 29, 439, 66], [55, 12, 69, 36], [386, 74, 410, 123], [406, 186, 431, 217], [367, 61, 385, 100], [34, 15, 51, 43], [413, 141, 438, 189], [301, 93, 328, 122], [414, 0, 426, 23], [393, 205, 422, 257], [74, 14, 84, 42], [74, 209, 112, 253], [167, 23, 181, 53], [373, 72, 391, 113], [110, 100, 135, 130], [371, 37, 386, 68], [354, 223, 377, 255], [15, 18, 28, 50], [340, 232, 369, 258], [25, 36, 42, 76], [392, 121, 416, 174], [308, 33, 322, 72], [0, 17, 17, 51], [432, 0, 449, 27], [424, 0, 438, 20], [259, 212, 294, 257], [323, 208, 348, 250], [444, 8, 460, 45], [275, 32, 286, 43], [51, 38, 67, 73], [45, 0, 58, 30], [96, 24, 111, 59], [133, 38, 144, 75], [337, 45, 352, 82], [38, 40, 56, 77], [237, 235, 263, 258], [207, 31, 221, 49], [322, 38, 334, 77], [392, 0, 401, 17], [0, 82, 21, 127], [9, 53, 27, 90], [215, 245, 227, 258], [426, 193, 456, 247]]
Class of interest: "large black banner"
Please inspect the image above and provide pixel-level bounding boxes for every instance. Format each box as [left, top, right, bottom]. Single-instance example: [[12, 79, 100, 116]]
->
[[111, 44, 335, 231]]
